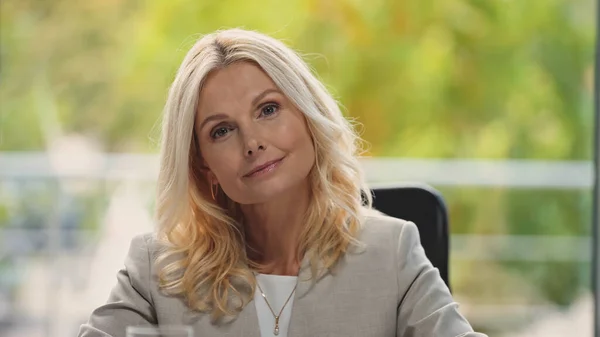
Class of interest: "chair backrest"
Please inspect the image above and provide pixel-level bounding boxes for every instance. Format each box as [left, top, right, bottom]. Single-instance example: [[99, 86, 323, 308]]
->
[[370, 183, 450, 289]]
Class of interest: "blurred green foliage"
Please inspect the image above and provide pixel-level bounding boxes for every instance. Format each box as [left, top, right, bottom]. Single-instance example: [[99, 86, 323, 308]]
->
[[0, 0, 595, 158], [0, 0, 596, 333]]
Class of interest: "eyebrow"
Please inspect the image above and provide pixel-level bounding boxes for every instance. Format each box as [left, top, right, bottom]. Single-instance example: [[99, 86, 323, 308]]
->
[[198, 113, 228, 132], [198, 88, 282, 131], [251, 88, 281, 107]]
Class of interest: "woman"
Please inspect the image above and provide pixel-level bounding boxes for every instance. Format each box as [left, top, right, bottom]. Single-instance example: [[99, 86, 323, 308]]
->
[[79, 29, 486, 337]]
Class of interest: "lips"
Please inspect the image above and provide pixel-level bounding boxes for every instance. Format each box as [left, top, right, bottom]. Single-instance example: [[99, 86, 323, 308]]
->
[[243, 157, 284, 177]]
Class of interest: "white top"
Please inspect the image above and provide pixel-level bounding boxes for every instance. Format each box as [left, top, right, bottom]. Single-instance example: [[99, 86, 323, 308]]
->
[[254, 274, 298, 337]]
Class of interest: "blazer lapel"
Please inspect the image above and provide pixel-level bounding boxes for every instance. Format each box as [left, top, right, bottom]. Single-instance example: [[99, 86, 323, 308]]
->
[[183, 294, 261, 337], [287, 255, 323, 336], [234, 299, 261, 337]]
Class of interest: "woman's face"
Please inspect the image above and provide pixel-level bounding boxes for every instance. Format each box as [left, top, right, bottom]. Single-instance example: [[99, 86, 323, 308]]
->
[[195, 61, 315, 205]]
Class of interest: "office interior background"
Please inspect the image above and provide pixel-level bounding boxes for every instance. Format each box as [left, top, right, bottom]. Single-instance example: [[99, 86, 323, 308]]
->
[[0, 0, 597, 336]]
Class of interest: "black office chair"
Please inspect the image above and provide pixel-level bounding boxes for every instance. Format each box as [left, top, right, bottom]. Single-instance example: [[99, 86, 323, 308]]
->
[[370, 183, 450, 289]]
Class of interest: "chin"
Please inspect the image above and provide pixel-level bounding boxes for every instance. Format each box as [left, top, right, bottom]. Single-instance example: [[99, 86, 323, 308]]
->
[[256, 181, 298, 200], [246, 177, 309, 204]]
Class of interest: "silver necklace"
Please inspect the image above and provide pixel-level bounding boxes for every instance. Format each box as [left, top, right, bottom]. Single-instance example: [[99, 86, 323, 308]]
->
[[255, 278, 297, 336]]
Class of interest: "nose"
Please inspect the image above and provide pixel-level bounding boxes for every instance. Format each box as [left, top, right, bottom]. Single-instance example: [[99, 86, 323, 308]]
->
[[242, 131, 266, 157]]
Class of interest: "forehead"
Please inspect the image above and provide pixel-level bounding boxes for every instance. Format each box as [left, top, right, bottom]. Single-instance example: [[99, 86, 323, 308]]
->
[[197, 62, 278, 115]]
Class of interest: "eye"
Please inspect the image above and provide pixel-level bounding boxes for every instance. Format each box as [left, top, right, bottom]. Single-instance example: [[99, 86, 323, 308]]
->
[[260, 103, 279, 117], [211, 125, 233, 139]]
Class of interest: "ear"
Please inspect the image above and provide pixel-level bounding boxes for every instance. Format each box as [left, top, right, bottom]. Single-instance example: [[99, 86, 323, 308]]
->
[[207, 171, 219, 186], [198, 163, 219, 186]]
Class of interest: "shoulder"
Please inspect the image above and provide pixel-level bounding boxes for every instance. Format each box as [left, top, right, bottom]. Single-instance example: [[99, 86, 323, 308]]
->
[[128, 233, 156, 255], [122, 233, 156, 273], [339, 208, 423, 269], [131, 232, 154, 246], [358, 208, 420, 248], [124, 233, 165, 272]]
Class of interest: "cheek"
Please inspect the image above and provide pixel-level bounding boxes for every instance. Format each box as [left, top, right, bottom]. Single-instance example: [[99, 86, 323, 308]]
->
[[275, 115, 313, 151], [202, 148, 239, 182], [287, 124, 315, 167], [297, 124, 315, 158]]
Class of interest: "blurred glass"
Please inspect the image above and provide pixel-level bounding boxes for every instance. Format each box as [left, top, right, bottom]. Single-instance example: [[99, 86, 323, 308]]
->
[[126, 325, 193, 337]]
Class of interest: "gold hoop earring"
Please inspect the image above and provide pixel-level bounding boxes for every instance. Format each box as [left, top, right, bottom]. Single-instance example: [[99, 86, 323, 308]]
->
[[210, 183, 218, 200]]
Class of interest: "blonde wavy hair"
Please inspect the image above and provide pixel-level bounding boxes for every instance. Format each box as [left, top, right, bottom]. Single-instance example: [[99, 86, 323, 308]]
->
[[155, 28, 373, 321]]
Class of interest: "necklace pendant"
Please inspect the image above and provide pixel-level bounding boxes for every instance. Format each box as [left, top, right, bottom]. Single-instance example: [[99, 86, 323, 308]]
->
[[274, 316, 280, 335]]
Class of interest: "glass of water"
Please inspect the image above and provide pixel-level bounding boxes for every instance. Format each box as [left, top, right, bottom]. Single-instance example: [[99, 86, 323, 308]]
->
[[126, 325, 193, 337]]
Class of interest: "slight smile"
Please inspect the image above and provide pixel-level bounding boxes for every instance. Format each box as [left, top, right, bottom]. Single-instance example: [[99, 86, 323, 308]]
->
[[243, 157, 285, 178]]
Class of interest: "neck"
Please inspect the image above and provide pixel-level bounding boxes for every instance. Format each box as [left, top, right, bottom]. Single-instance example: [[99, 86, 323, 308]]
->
[[240, 183, 310, 276]]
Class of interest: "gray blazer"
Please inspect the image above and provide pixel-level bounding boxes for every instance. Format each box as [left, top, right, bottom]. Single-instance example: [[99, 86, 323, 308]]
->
[[79, 214, 487, 337]]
